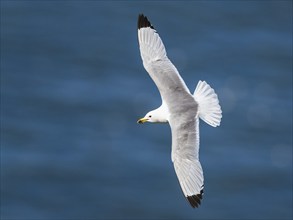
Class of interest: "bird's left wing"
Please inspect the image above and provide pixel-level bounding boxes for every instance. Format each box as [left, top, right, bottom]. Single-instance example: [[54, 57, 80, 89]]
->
[[137, 14, 192, 109]]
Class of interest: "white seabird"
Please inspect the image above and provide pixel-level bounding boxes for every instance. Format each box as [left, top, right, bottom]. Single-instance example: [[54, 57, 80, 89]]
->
[[137, 14, 222, 208]]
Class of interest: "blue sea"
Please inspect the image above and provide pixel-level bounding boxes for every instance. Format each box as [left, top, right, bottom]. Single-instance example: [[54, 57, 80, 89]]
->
[[1, 1, 292, 219]]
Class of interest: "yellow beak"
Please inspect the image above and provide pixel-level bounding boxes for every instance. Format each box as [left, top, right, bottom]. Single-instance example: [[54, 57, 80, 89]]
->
[[137, 117, 148, 124]]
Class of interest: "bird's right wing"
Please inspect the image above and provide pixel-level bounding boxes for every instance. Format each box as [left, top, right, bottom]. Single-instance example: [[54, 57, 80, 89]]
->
[[170, 116, 204, 208]]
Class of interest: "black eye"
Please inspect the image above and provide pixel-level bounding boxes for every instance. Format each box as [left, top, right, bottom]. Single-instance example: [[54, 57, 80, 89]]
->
[[149, 115, 152, 118]]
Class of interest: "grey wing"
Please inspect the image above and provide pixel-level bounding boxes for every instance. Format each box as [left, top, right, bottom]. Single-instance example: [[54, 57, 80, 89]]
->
[[137, 14, 192, 108], [170, 116, 204, 208]]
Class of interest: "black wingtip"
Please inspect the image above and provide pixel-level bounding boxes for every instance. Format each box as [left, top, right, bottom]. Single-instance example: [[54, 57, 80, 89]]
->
[[186, 189, 204, 208], [138, 14, 154, 30]]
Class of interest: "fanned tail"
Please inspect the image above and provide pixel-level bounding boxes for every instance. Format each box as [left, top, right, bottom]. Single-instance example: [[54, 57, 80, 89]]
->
[[193, 80, 222, 127]]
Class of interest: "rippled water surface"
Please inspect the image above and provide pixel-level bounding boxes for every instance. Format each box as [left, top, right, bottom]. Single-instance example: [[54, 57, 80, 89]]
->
[[1, 1, 292, 219]]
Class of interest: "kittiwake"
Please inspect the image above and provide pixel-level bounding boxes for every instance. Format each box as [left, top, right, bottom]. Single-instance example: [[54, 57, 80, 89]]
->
[[137, 14, 222, 208]]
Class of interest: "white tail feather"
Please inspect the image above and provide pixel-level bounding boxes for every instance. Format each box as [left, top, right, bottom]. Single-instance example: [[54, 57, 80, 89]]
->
[[193, 80, 222, 127]]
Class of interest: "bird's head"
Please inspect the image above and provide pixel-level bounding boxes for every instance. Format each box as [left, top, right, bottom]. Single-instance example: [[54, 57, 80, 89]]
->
[[137, 108, 168, 124], [137, 110, 157, 124]]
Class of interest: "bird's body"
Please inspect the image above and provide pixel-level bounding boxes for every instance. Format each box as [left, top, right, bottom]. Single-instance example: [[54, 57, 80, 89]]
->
[[137, 14, 222, 208]]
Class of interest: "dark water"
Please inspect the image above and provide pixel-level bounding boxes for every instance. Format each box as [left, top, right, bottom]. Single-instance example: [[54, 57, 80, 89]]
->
[[1, 1, 292, 219]]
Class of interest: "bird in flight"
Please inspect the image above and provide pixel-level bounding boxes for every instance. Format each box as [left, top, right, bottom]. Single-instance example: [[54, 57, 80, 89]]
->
[[137, 14, 222, 208]]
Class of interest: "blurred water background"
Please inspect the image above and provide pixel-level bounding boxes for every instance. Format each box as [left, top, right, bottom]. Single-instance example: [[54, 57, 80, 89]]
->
[[1, 1, 292, 219]]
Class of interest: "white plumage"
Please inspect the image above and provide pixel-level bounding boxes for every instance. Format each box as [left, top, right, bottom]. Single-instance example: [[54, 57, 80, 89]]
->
[[137, 14, 222, 208]]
